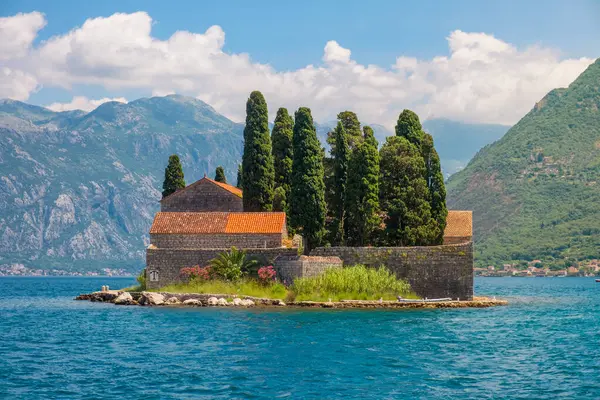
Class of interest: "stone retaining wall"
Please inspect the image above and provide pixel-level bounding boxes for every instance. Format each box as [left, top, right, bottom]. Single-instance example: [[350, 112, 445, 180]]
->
[[274, 255, 343, 284], [310, 242, 474, 300], [146, 247, 298, 289]]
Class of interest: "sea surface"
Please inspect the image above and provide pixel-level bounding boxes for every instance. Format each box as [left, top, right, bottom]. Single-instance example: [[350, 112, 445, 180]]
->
[[1, 277, 599, 399]]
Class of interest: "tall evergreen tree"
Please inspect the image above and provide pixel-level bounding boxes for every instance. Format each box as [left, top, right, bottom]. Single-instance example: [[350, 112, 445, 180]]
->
[[214, 166, 227, 183], [242, 91, 274, 211], [327, 121, 349, 245], [379, 136, 436, 246], [327, 111, 363, 153], [162, 154, 185, 198], [345, 126, 382, 246], [422, 133, 447, 244], [272, 186, 287, 212], [395, 109, 424, 146], [290, 107, 326, 253], [271, 107, 294, 210], [236, 164, 243, 189]]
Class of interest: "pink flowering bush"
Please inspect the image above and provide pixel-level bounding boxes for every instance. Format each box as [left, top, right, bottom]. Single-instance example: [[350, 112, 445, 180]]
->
[[258, 265, 277, 285], [180, 265, 212, 281]]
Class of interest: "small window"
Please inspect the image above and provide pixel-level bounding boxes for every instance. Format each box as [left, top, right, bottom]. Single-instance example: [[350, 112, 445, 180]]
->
[[149, 270, 159, 281]]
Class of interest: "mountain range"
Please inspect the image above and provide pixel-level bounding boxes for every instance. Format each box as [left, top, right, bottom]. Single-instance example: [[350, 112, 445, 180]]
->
[[447, 58, 600, 267], [0, 93, 518, 273]]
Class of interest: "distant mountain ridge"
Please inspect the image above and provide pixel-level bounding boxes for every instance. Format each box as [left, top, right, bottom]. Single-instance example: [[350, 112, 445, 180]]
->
[[0, 94, 510, 273], [446, 58, 600, 267]]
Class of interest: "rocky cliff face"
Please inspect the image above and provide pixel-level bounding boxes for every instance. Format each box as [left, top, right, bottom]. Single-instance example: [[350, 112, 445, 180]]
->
[[0, 95, 243, 273]]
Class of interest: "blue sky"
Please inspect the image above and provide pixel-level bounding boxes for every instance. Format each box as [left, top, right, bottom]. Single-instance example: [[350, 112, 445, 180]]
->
[[0, 0, 599, 126]]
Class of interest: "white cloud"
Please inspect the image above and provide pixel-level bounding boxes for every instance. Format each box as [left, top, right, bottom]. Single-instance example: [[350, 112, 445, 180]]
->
[[0, 11, 595, 127], [0, 11, 46, 60], [46, 96, 127, 112]]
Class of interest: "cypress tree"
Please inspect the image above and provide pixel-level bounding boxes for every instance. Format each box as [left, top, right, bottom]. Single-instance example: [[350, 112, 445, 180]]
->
[[236, 164, 243, 189], [345, 126, 382, 246], [242, 91, 274, 211], [395, 109, 424, 146], [327, 111, 363, 153], [379, 136, 436, 246], [328, 121, 349, 245], [162, 154, 185, 198], [214, 166, 227, 183], [273, 186, 287, 212], [422, 133, 447, 244], [271, 108, 294, 209], [290, 107, 326, 253]]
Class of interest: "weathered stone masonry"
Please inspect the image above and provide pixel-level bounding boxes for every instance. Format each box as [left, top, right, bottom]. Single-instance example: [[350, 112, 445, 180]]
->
[[274, 255, 343, 284], [151, 233, 283, 249], [161, 178, 243, 212], [310, 242, 474, 300], [146, 247, 298, 289]]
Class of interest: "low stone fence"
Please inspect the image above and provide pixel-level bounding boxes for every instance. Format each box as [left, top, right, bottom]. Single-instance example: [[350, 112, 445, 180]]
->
[[274, 255, 343, 284], [310, 242, 474, 300], [145, 247, 298, 289]]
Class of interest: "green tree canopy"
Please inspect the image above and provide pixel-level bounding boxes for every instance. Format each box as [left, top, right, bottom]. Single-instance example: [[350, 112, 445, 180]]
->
[[273, 186, 287, 212], [242, 91, 274, 211], [214, 166, 227, 183], [327, 121, 349, 245], [395, 109, 424, 146], [422, 133, 447, 244], [271, 107, 294, 209], [290, 107, 326, 253], [379, 136, 436, 246], [345, 126, 382, 246], [236, 164, 243, 189], [162, 154, 185, 198], [327, 111, 363, 153]]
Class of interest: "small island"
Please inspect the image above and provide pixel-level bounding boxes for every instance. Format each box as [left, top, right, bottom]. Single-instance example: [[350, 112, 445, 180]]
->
[[78, 92, 505, 309]]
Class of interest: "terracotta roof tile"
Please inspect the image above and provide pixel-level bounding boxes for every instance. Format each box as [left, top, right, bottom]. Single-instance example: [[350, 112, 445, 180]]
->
[[225, 213, 286, 234], [444, 210, 473, 238], [150, 212, 286, 234]]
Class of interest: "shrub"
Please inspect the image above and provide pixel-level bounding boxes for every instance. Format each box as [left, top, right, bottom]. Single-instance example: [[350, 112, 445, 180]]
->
[[291, 264, 416, 301], [180, 265, 212, 281], [258, 265, 277, 285], [136, 268, 147, 290], [210, 247, 257, 281]]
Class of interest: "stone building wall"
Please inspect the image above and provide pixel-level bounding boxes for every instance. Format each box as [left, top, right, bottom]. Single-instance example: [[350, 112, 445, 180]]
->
[[310, 242, 474, 300], [146, 247, 298, 289], [274, 255, 343, 284], [151, 233, 283, 249], [161, 180, 243, 212]]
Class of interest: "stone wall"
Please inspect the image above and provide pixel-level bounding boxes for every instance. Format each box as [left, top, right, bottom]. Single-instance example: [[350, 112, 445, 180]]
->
[[274, 255, 343, 284], [151, 233, 282, 249], [310, 242, 474, 300], [161, 180, 243, 212], [146, 247, 298, 289]]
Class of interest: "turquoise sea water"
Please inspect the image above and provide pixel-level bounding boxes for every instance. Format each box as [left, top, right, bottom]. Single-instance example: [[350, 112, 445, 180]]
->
[[1, 277, 599, 399]]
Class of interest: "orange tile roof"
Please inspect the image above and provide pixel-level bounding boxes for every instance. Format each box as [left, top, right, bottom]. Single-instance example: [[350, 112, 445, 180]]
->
[[444, 210, 473, 238], [160, 176, 242, 202], [150, 212, 286, 234]]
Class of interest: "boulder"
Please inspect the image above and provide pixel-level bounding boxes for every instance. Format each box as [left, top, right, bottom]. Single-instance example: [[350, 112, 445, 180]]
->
[[275, 300, 286, 306], [140, 292, 165, 306], [114, 292, 133, 305], [183, 299, 202, 306], [217, 298, 229, 306], [232, 298, 243, 306], [240, 299, 255, 307], [207, 297, 218, 306], [165, 297, 181, 305]]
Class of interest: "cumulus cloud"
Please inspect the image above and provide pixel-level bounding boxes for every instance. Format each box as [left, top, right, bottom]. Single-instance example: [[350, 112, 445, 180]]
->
[[0, 11, 594, 126], [46, 96, 127, 112]]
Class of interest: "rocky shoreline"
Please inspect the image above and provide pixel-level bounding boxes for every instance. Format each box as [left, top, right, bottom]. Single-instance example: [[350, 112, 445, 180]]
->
[[75, 290, 508, 309]]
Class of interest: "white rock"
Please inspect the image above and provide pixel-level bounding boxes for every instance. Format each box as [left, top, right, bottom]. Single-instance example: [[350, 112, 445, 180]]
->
[[182, 299, 201, 306], [241, 299, 255, 307], [165, 297, 181, 305], [114, 292, 133, 305], [217, 298, 229, 306], [232, 298, 243, 306], [141, 292, 165, 306], [207, 297, 218, 306], [276, 300, 286, 306]]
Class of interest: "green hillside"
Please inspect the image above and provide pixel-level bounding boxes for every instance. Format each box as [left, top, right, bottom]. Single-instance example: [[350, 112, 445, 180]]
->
[[447, 59, 600, 267]]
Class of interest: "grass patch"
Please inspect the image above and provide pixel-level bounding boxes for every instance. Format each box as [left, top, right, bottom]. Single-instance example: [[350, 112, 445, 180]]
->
[[156, 279, 288, 300], [291, 264, 418, 302]]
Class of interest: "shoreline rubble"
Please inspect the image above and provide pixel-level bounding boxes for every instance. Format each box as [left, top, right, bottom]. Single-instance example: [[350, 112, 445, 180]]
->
[[75, 291, 507, 309]]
